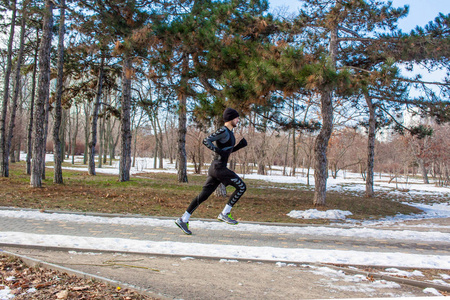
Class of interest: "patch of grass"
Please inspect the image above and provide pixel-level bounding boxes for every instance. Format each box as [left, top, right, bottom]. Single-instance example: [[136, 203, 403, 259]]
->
[[0, 162, 423, 224]]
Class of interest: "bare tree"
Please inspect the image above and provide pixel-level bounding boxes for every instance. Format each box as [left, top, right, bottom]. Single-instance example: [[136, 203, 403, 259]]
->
[[0, 0, 17, 177], [5, 0, 28, 177], [88, 56, 105, 176]]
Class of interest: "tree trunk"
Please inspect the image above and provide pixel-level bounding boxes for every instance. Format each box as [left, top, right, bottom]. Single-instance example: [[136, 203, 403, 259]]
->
[[153, 124, 158, 168], [88, 56, 104, 176], [53, 0, 65, 184], [157, 117, 164, 169], [119, 57, 132, 182], [177, 54, 189, 183], [365, 93, 375, 197], [83, 106, 88, 164], [60, 109, 66, 161], [111, 120, 120, 165], [283, 131, 290, 176], [98, 110, 104, 168], [313, 90, 333, 206], [31, 0, 53, 187], [313, 25, 337, 206], [418, 158, 429, 184], [26, 31, 39, 175], [0, 0, 17, 177], [107, 114, 114, 165], [41, 76, 51, 180], [132, 123, 139, 168], [291, 102, 296, 176], [71, 104, 79, 164], [5, 0, 27, 177]]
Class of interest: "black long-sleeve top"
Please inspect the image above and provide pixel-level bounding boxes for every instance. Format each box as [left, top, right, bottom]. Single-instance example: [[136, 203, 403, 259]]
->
[[203, 126, 247, 166]]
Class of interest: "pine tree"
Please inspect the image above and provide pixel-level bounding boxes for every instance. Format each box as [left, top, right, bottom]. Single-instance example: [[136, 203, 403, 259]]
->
[[291, 0, 410, 205], [53, 0, 66, 184], [31, 0, 53, 187]]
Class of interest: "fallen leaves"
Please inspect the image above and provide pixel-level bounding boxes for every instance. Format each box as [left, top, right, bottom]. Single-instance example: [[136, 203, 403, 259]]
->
[[0, 254, 155, 299]]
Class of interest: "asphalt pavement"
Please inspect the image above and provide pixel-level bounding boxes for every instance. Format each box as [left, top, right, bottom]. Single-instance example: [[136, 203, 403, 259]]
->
[[1, 207, 449, 299]]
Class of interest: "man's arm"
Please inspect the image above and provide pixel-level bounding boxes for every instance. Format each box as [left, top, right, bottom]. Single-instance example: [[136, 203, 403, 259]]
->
[[203, 127, 229, 154], [232, 138, 247, 152]]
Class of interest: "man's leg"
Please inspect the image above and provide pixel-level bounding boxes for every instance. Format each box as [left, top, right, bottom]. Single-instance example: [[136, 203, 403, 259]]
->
[[227, 175, 247, 207], [176, 176, 220, 235], [217, 170, 246, 224], [185, 176, 221, 215]]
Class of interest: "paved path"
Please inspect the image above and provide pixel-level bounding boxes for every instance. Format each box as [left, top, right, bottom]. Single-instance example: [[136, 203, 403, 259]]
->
[[0, 209, 449, 256], [1, 208, 450, 299]]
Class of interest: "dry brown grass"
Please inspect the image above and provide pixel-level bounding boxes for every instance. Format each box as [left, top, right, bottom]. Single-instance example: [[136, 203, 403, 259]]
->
[[0, 161, 423, 224]]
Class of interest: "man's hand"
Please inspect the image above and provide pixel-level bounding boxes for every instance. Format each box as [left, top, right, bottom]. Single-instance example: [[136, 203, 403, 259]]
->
[[232, 138, 248, 152], [238, 138, 247, 147]]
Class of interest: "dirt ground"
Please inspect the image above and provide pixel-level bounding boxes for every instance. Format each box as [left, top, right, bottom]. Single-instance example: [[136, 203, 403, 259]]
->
[[2, 247, 447, 299]]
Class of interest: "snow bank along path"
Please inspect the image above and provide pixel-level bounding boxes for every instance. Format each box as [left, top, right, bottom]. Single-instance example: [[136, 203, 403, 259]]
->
[[0, 210, 449, 270]]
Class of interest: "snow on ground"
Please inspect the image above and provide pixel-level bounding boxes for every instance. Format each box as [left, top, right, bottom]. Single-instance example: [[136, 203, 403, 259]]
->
[[1, 210, 449, 243], [45, 154, 450, 223], [0, 285, 14, 300], [1, 231, 449, 270], [287, 209, 353, 220], [4, 154, 449, 271]]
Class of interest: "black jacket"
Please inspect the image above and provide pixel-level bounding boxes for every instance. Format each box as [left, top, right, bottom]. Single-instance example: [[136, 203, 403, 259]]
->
[[203, 126, 247, 165]]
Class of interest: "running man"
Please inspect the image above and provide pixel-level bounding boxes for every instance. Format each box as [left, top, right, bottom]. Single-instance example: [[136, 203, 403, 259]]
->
[[175, 108, 248, 235]]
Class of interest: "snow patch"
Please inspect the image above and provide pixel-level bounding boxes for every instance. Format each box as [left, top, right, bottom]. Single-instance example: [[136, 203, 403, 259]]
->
[[287, 209, 353, 220]]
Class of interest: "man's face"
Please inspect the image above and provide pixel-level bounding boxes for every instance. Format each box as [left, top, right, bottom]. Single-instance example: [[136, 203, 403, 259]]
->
[[231, 117, 240, 127]]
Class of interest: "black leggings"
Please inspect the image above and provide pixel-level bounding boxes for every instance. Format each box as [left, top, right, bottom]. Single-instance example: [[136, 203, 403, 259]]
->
[[186, 161, 246, 214]]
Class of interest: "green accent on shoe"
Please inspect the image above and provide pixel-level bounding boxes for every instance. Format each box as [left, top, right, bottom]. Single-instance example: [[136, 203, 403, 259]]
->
[[217, 213, 239, 225], [175, 218, 192, 235]]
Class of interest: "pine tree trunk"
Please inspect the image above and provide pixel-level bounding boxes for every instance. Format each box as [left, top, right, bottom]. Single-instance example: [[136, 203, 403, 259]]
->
[[0, 0, 17, 177], [313, 25, 337, 206], [313, 90, 333, 206], [177, 55, 188, 183], [53, 0, 65, 184], [88, 56, 104, 176], [177, 94, 188, 183], [5, 0, 27, 177], [26, 31, 39, 175], [365, 93, 375, 197], [31, 0, 53, 187], [119, 57, 132, 182]]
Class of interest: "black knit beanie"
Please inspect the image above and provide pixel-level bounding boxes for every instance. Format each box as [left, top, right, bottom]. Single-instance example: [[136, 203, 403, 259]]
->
[[223, 108, 239, 122]]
